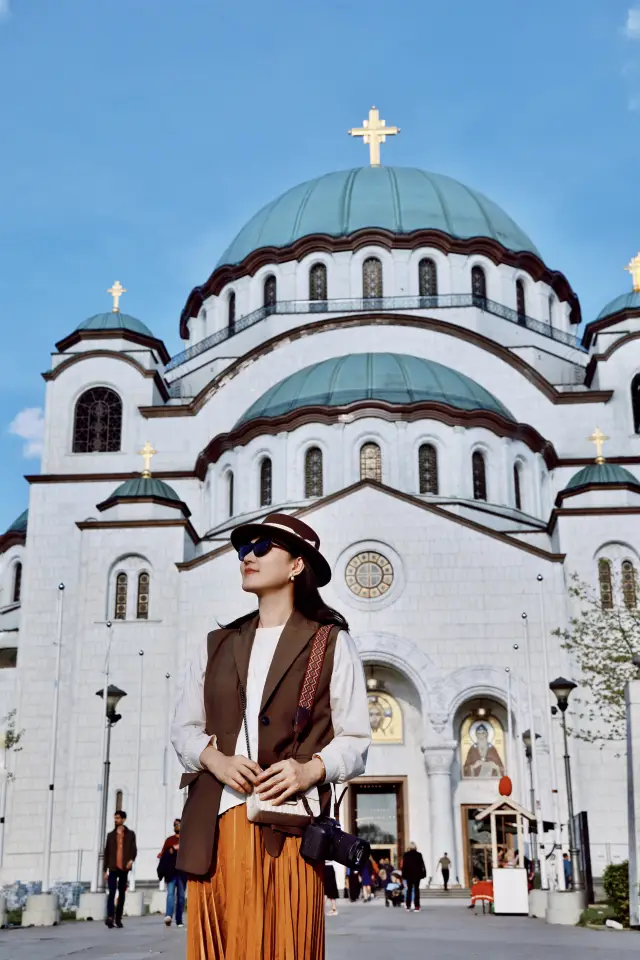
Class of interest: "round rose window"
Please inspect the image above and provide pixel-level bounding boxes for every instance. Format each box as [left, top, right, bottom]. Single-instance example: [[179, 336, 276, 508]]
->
[[345, 551, 394, 599]]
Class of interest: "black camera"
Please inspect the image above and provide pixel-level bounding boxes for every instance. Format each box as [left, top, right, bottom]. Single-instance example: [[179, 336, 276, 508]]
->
[[300, 816, 370, 870]]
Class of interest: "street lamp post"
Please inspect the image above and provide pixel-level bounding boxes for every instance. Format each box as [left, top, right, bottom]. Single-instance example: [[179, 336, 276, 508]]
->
[[549, 677, 583, 891], [95, 684, 126, 891]]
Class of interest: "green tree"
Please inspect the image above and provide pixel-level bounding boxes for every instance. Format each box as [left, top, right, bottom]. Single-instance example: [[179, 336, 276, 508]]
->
[[552, 572, 640, 743]]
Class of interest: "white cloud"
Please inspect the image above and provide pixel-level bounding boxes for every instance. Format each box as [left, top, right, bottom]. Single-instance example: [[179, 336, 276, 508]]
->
[[9, 407, 45, 458], [625, 8, 640, 40], [0, 1, 9, 21]]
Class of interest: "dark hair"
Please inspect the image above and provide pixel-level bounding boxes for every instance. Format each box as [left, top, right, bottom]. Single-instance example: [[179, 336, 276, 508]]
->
[[115, 809, 127, 819], [225, 557, 348, 631]]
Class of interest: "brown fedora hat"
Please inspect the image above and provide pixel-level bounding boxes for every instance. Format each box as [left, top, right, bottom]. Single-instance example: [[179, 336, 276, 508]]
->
[[230, 513, 332, 587]]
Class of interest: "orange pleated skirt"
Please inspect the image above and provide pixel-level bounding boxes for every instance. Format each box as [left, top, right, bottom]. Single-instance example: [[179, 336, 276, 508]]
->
[[186, 804, 325, 960]]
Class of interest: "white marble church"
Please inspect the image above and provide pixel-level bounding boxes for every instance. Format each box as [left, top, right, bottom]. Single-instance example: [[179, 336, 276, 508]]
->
[[1, 109, 639, 888]]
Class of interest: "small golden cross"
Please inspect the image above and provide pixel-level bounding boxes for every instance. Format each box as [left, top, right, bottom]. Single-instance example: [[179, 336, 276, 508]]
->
[[138, 441, 157, 478], [588, 427, 609, 464], [348, 107, 400, 167], [626, 254, 640, 293], [107, 280, 126, 313]]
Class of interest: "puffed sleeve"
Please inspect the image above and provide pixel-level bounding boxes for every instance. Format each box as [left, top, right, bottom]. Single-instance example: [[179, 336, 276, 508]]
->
[[317, 631, 371, 783], [171, 638, 214, 772]]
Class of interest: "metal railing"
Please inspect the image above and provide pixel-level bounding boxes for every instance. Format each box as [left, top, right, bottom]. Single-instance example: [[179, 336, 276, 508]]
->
[[165, 294, 582, 373]]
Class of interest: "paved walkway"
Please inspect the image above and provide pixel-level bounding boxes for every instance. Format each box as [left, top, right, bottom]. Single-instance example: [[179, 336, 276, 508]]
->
[[0, 898, 637, 959]]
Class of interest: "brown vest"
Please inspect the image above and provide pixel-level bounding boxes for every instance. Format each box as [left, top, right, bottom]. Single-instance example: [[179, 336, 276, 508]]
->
[[177, 610, 338, 876]]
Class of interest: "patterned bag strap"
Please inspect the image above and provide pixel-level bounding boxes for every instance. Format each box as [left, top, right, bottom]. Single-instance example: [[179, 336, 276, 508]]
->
[[293, 624, 332, 736]]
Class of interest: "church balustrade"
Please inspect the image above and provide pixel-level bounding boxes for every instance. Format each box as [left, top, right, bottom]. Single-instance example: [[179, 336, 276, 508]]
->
[[166, 294, 583, 375]]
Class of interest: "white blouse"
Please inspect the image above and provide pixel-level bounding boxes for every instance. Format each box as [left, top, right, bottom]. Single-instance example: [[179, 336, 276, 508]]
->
[[171, 626, 371, 816]]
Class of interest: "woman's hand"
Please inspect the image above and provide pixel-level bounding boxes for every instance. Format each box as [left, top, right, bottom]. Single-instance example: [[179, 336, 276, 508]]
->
[[200, 744, 261, 793], [255, 757, 324, 805]]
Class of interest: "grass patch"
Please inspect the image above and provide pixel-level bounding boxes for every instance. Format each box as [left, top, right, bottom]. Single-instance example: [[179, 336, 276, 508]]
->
[[579, 904, 616, 927]]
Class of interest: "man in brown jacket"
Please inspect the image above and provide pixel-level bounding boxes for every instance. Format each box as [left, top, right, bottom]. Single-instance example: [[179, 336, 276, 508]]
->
[[103, 810, 137, 928]]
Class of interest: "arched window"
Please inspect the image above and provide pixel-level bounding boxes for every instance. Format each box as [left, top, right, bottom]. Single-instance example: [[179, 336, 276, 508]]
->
[[632, 374, 640, 434], [264, 275, 277, 309], [362, 258, 383, 299], [228, 292, 236, 334], [12, 562, 22, 604], [472, 451, 487, 501], [115, 790, 123, 813], [513, 463, 522, 510], [260, 458, 272, 507], [114, 572, 128, 620], [516, 279, 526, 324], [137, 572, 150, 619], [548, 295, 555, 326], [622, 560, 637, 609], [227, 472, 235, 518], [418, 258, 438, 298], [72, 387, 122, 453], [598, 558, 613, 610], [360, 442, 382, 482], [418, 444, 438, 494], [309, 263, 328, 302], [305, 447, 323, 498], [471, 265, 487, 305]]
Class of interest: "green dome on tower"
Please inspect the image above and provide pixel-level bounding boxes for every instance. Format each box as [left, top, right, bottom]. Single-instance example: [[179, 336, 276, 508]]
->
[[5, 509, 28, 534], [76, 312, 155, 338], [217, 166, 539, 268], [565, 462, 640, 492], [236, 353, 514, 426]]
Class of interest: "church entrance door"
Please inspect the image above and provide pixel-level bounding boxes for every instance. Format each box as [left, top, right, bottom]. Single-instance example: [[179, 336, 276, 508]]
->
[[348, 778, 406, 870]]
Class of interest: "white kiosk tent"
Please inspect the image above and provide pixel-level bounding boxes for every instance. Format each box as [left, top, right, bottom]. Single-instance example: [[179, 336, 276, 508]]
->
[[475, 797, 536, 914]]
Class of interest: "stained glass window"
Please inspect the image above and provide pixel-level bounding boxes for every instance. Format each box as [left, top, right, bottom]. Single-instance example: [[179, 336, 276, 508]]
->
[[114, 572, 128, 620], [228, 472, 234, 518], [260, 458, 272, 507], [548, 295, 555, 326], [228, 292, 236, 333], [12, 562, 22, 604], [72, 388, 122, 453], [305, 447, 323, 497], [363, 258, 383, 299], [514, 463, 522, 510], [516, 279, 526, 323], [472, 451, 487, 501], [471, 265, 486, 304], [115, 790, 123, 813], [598, 558, 613, 610], [418, 259, 438, 297], [137, 572, 150, 619], [264, 275, 277, 308], [632, 374, 640, 434], [309, 263, 328, 301], [419, 444, 438, 494], [622, 560, 637, 609], [360, 443, 382, 482]]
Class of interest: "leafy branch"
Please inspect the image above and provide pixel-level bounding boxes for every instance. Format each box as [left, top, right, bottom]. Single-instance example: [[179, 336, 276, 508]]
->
[[552, 572, 640, 744]]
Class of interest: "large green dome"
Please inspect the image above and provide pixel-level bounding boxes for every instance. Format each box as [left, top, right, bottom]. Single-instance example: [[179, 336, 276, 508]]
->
[[217, 166, 539, 268], [76, 312, 154, 338], [236, 353, 514, 426]]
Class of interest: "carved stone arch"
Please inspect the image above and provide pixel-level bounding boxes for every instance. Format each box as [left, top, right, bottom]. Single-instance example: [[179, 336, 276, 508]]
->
[[352, 631, 437, 717]]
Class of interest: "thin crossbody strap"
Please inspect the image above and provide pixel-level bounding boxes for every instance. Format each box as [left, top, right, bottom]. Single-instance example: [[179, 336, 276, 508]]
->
[[239, 623, 333, 758]]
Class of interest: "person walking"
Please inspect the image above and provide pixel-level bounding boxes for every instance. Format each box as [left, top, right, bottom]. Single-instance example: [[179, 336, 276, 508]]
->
[[323, 861, 339, 916], [104, 810, 137, 928], [438, 852, 452, 891], [172, 513, 371, 960], [401, 842, 426, 912], [563, 852, 573, 890], [157, 818, 186, 927]]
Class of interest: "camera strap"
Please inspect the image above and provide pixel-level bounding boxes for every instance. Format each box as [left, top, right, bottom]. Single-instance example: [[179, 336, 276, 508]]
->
[[239, 623, 333, 762]]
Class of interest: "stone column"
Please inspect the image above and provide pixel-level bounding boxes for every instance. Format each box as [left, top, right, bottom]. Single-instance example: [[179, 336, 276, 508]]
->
[[424, 743, 457, 885]]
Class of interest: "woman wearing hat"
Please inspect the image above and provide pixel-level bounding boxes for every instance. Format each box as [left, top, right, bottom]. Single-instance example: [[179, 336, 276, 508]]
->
[[172, 513, 371, 959]]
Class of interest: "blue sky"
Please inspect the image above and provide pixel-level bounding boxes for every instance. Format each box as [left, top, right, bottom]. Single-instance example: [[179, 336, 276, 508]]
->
[[1, 0, 639, 530]]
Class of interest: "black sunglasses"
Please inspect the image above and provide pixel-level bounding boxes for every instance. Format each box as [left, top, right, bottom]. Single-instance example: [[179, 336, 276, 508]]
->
[[237, 537, 283, 562]]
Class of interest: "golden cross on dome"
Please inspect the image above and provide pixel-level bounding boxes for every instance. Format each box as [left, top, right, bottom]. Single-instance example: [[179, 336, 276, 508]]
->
[[348, 107, 400, 167], [588, 427, 609, 465], [625, 253, 640, 293], [138, 441, 157, 478], [107, 280, 126, 313]]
